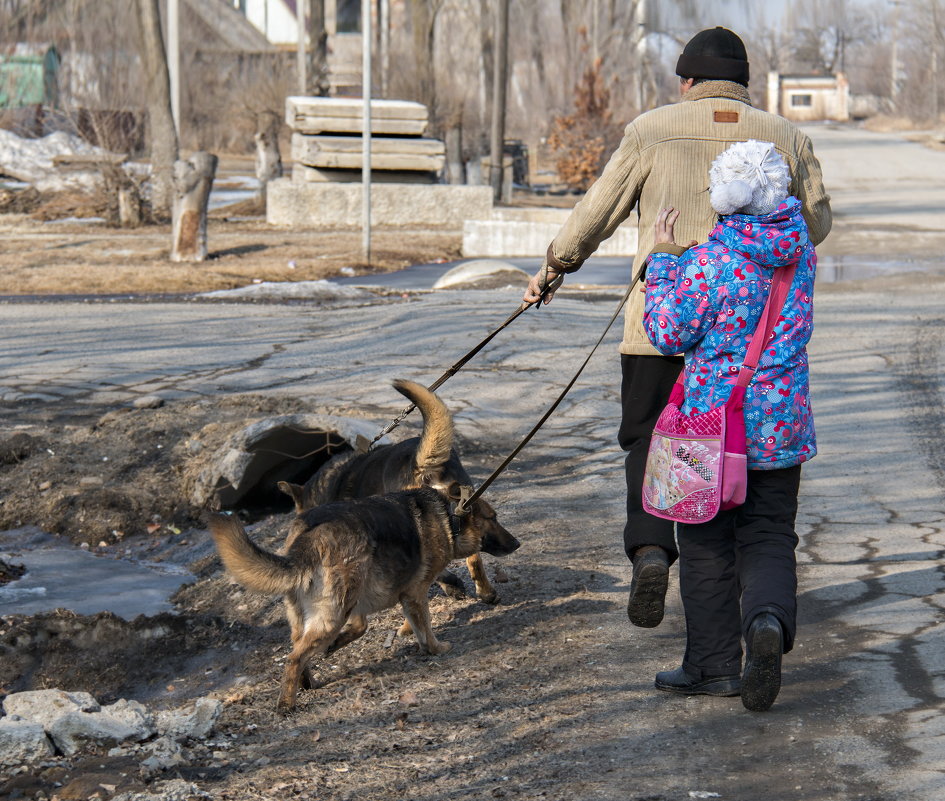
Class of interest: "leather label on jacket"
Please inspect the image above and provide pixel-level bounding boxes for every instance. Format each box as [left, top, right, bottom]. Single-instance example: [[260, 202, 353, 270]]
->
[[714, 111, 740, 123]]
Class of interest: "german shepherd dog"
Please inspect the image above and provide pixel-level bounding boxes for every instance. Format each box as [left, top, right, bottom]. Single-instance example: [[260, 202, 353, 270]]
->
[[280, 379, 519, 605], [208, 382, 519, 712]]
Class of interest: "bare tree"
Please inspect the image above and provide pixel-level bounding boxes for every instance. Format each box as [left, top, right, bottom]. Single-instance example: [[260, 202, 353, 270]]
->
[[254, 109, 282, 205], [894, 0, 945, 120], [171, 151, 217, 262], [134, 0, 179, 218], [407, 0, 445, 124], [489, 0, 510, 201], [309, 0, 330, 96]]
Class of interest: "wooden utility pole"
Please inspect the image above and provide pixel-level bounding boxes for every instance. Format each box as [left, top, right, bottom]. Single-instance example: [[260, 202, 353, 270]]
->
[[168, 0, 180, 135], [135, 0, 179, 218], [489, 0, 510, 203], [297, 0, 308, 94], [379, 0, 390, 97]]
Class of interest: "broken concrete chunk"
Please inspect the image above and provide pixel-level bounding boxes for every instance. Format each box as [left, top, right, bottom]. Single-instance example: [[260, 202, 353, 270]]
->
[[139, 735, 189, 775], [101, 698, 158, 741], [2, 688, 100, 729], [189, 413, 381, 508], [113, 779, 211, 801], [48, 708, 152, 756], [133, 395, 166, 409], [0, 717, 55, 767], [156, 698, 221, 742]]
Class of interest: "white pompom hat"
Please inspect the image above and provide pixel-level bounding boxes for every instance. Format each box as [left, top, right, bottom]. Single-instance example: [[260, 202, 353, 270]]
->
[[709, 140, 790, 216]]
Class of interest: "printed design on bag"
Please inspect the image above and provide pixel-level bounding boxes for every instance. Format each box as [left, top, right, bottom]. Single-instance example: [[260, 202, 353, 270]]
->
[[643, 425, 722, 514], [644, 437, 685, 509], [674, 444, 715, 482]]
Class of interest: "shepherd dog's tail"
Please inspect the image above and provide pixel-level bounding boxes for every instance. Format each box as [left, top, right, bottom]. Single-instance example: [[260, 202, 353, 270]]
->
[[392, 379, 454, 487], [208, 514, 302, 595]]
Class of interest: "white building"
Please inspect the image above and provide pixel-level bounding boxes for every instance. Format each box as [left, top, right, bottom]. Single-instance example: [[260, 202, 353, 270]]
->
[[232, 0, 361, 45], [231, 0, 363, 93]]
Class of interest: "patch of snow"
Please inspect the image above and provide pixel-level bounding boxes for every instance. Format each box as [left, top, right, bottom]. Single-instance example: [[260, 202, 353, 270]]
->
[[43, 216, 107, 225], [0, 130, 111, 192], [197, 280, 371, 301]]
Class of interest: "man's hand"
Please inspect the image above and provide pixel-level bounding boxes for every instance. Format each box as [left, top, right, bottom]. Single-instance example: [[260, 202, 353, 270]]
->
[[523, 264, 564, 306], [654, 207, 680, 245]]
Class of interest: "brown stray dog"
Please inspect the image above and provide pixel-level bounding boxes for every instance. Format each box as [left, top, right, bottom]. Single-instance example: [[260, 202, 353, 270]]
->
[[208, 381, 519, 712], [280, 379, 519, 604], [208, 488, 517, 711]]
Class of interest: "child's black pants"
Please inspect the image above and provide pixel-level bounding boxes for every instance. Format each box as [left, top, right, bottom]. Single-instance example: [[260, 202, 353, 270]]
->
[[676, 465, 802, 678]]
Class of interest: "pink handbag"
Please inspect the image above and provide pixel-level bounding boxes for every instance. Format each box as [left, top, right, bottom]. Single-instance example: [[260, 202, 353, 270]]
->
[[642, 265, 796, 524]]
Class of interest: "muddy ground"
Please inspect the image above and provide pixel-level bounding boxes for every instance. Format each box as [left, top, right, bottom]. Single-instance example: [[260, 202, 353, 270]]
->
[[3, 124, 945, 800], [0, 374, 658, 801]]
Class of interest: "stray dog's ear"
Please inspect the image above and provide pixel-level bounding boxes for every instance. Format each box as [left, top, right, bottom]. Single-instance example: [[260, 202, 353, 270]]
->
[[277, 481, 308, 514]]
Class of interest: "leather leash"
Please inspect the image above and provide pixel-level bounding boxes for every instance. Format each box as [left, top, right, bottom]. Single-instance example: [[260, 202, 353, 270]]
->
[[456, 264, 644, 516], [365, 270, 564, 450]]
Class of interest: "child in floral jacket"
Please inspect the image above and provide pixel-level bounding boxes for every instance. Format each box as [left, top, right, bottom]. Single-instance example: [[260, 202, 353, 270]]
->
[[642, 139, 817, 712]]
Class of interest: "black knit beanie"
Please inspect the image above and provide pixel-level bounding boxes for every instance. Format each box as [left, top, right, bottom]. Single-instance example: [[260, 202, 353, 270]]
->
[[676, 27, 750, 86]]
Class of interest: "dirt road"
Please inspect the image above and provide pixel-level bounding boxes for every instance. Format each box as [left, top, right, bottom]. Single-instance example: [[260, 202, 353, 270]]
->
[[1, 124, 945, 801]]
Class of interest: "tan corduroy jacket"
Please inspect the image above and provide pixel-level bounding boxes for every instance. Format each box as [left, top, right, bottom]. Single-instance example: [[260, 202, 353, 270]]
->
[[546, 80, 833, 355]]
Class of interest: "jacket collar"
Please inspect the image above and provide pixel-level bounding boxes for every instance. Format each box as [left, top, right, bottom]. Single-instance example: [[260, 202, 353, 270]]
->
[[682, 80, 752, 106]]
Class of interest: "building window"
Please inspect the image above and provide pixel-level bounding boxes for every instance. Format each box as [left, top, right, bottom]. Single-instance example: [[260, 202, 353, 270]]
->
[[337, 0, 361, 32], [790, 94, 813, 107]]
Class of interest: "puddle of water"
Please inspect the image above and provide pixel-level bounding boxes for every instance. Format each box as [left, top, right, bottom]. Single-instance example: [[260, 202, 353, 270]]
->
[[0, 528, 192, 620]]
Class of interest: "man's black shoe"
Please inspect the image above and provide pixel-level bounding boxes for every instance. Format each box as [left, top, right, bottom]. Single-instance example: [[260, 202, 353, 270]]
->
[[655, 666, 741, 697], [741, 613, 784, 712], [627, 546, 669, 628]]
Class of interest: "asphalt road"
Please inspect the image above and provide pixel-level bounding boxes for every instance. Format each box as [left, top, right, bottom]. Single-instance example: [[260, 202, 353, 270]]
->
[[2, 124, 945, 799]]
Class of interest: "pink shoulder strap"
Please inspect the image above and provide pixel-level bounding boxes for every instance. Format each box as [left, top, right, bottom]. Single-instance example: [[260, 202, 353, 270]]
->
[[735, 264, 797, 388]]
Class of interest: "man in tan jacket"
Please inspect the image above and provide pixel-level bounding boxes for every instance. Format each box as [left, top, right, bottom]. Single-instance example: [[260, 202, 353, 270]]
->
[[523, 27, 831, 631]]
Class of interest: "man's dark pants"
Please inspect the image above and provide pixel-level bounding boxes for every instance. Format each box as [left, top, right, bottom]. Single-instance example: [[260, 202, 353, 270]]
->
[[618, 353, 684, 565], [676, 465, 801, 678]]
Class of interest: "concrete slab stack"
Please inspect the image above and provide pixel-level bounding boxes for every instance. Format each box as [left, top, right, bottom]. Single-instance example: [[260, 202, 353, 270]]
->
[[268, 96, 492, 230], [286, 96, 444, 182]]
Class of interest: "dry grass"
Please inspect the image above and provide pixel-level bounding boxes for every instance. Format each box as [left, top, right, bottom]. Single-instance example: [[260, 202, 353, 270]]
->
[[0, 214, 462, 296]]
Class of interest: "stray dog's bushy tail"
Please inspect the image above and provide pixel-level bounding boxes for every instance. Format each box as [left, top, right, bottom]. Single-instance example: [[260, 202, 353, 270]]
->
[[392, 379, 454, 485], [208, 514, 301, 595]]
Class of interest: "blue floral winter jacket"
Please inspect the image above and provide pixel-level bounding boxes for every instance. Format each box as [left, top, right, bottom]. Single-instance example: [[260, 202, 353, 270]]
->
[[643, 196, 816, 469]]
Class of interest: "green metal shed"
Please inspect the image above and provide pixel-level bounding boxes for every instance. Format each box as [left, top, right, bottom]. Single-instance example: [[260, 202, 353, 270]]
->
[[0, 44, 59, 109]]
